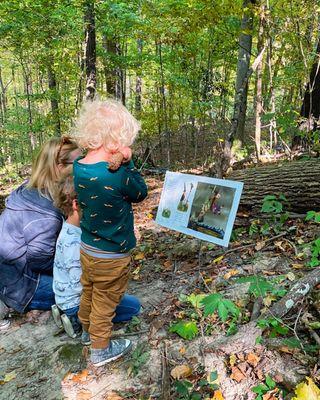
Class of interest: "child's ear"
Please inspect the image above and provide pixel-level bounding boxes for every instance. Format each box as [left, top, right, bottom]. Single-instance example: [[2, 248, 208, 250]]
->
[[72, 199, 79, 211]]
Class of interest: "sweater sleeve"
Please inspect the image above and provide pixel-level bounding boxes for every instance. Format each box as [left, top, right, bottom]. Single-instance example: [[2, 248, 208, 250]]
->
[[120, 160, 148, 203], [24, 216, 62, 275]]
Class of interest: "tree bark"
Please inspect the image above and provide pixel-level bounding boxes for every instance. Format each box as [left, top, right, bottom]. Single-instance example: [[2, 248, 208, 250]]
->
[[47, 64, 61, 136], [135, 38, 143, 115], [232, 0, 254, 144], [300, 38, 320, 130], [254, 5, 265, 159], [229, 159, 320, 212], [84, 0, 96, 101]]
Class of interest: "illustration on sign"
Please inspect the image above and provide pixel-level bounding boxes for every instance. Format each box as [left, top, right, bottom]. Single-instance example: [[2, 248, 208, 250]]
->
[[156, 172, 243, 247]]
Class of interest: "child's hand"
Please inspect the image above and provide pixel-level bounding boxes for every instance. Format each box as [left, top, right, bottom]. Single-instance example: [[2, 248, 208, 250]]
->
[[119, 147, 132, 162], [108, 153, 124, 171], [108, 147, 132, 171]]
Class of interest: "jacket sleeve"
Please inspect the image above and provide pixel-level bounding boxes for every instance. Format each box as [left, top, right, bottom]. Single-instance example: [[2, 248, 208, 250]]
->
[[24, 216, 62, 275], [120, 161, 148, 203]]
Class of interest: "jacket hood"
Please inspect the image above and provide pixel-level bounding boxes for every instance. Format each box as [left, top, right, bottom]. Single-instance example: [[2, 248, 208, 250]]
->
[[5, 182, 62, 218]]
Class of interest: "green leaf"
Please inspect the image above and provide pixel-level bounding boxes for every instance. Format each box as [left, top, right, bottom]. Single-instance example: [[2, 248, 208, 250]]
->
[[252, 383, 269, 394], [226, 321, 238, 336], [265, 375, 276, 389], [187, 293, 205, 309], [175, 380, 192, 396], [169, 321, 199, 340], [201, 294, 239, 321], [209, 371, 218, 382], [201, 293, 221, 317]]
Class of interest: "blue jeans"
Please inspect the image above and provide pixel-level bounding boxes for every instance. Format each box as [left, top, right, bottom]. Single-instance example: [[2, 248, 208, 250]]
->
[[27, 274, 141, 322]]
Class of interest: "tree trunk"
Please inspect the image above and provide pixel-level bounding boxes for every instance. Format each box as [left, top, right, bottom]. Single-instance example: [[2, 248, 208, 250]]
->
[[229, 159, 320, 212], [135, 38, 143, 115], [233, 0, 254, 143], [254, 5, 265, 159], [157, 41, 170, 166], [84, 0, 96, 101], [47, 63, 61, 136], [300, 37, 320, 130]]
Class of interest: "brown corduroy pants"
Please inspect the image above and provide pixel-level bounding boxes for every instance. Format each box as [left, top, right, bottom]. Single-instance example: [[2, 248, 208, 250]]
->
[[78, 250, 131, 349]]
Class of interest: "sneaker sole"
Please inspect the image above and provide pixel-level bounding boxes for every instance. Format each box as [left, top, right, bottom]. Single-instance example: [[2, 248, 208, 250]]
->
[[0, 319, 11, 331], [61, 314, 77, 338], [51, 305, 63, 328], [81, 339, 91, 346], [91, 342, 133, 367]]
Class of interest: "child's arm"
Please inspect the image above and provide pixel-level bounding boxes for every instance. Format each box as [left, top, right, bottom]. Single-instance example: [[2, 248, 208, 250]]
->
[[121, 160, 148, 203]]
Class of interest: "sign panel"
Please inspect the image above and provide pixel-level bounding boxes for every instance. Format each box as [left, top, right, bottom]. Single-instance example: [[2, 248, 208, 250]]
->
[[156, 172, 243, 247]]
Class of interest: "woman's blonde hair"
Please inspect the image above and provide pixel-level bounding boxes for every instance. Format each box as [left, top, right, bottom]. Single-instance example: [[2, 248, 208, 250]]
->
[[72, 99, 141, 151], [27, 136, 79, 199]]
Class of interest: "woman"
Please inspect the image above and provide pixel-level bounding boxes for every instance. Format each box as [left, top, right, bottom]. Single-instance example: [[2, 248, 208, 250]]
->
[[0, 136, 81, 329]]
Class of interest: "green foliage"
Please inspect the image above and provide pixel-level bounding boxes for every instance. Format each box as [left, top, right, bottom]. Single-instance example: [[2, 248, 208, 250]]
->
[[261, 195, 286, 214], [306, 211, 320, 223], [173, 370, 219, 400], [201, 293, 240, 321], [127, 342, 150, 376], [308, 238, 320, 268], [169, 321, 199, 340], [257, 317, 289, 338], [237, 276, 286, 298], [170, 292, 239, 340], [252, 375, 277, 400]]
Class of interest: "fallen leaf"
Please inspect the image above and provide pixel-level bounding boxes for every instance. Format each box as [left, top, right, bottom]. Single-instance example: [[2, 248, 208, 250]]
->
[[255, 241, 266, 251], [213, 255, 224, 264], [212, 390, 225, 400], [246, 352, 260, 367], [76, 389, 92, 400], [105, 392, 124, 400], [229, 354, 237, 367], [292, 377, 320, 400], [134, 252, 145, 261], [223, 269, 239, 280], [263, 294, 276, 307], [70, 370, 89, 383], [0, 371, 16, 385], [256, 369, 264, 380], [292, 263, 304, 269], [170, 364, 193, 380], [179, 347, 186, 355], [230, 366, 246, 382], [163, 260, 173, 271], [286, 272, 296, 281]]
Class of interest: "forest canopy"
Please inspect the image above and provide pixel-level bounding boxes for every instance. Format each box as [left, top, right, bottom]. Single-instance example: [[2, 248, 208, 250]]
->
[[0, 0, 318, 168]]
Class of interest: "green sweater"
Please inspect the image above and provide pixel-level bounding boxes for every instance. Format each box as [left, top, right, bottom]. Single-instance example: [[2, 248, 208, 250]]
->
[[73, 158, 147, 252]]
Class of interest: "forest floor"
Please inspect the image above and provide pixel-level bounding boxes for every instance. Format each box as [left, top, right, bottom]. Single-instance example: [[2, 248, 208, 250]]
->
[[1, 174, 320, 400]]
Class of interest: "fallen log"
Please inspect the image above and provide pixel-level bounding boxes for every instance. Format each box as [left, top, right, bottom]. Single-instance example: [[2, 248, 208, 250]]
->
[[229, 159, 320, 212]]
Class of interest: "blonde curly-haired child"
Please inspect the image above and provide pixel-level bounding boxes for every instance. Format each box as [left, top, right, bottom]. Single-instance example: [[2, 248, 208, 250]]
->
[[72, 99, 147, 366]]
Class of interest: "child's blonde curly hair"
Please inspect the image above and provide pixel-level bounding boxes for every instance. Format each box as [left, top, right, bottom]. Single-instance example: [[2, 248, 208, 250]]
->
[[72, 99, 140, 151]]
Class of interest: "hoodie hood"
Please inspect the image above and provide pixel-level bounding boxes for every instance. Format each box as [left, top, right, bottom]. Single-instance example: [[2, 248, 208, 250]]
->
[[5, 182, 62, 218]]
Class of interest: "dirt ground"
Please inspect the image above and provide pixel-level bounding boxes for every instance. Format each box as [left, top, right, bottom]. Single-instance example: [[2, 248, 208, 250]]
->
[[0, 175, 319, 399]]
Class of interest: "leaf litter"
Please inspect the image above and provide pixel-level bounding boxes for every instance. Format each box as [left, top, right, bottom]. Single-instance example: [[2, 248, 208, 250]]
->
[[1, 175, 320, 399]]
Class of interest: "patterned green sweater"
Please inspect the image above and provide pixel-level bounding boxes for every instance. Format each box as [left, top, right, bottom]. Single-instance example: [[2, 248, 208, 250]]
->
[[73, 158, 148, 253]]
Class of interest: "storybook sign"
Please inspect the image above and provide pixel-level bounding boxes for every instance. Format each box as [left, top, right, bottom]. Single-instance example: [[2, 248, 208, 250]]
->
[[156, 172, 243, 247]]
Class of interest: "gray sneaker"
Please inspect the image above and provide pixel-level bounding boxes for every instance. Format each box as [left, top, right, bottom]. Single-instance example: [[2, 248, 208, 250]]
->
[[81, 330, 91, 346], [51, 305, 63, 328], [90, 339, 132, 366], [0, 300, 10, 331], [61, 314, 81, 338], [0, 299, 9, 320], [0, 319, 10, 331]]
